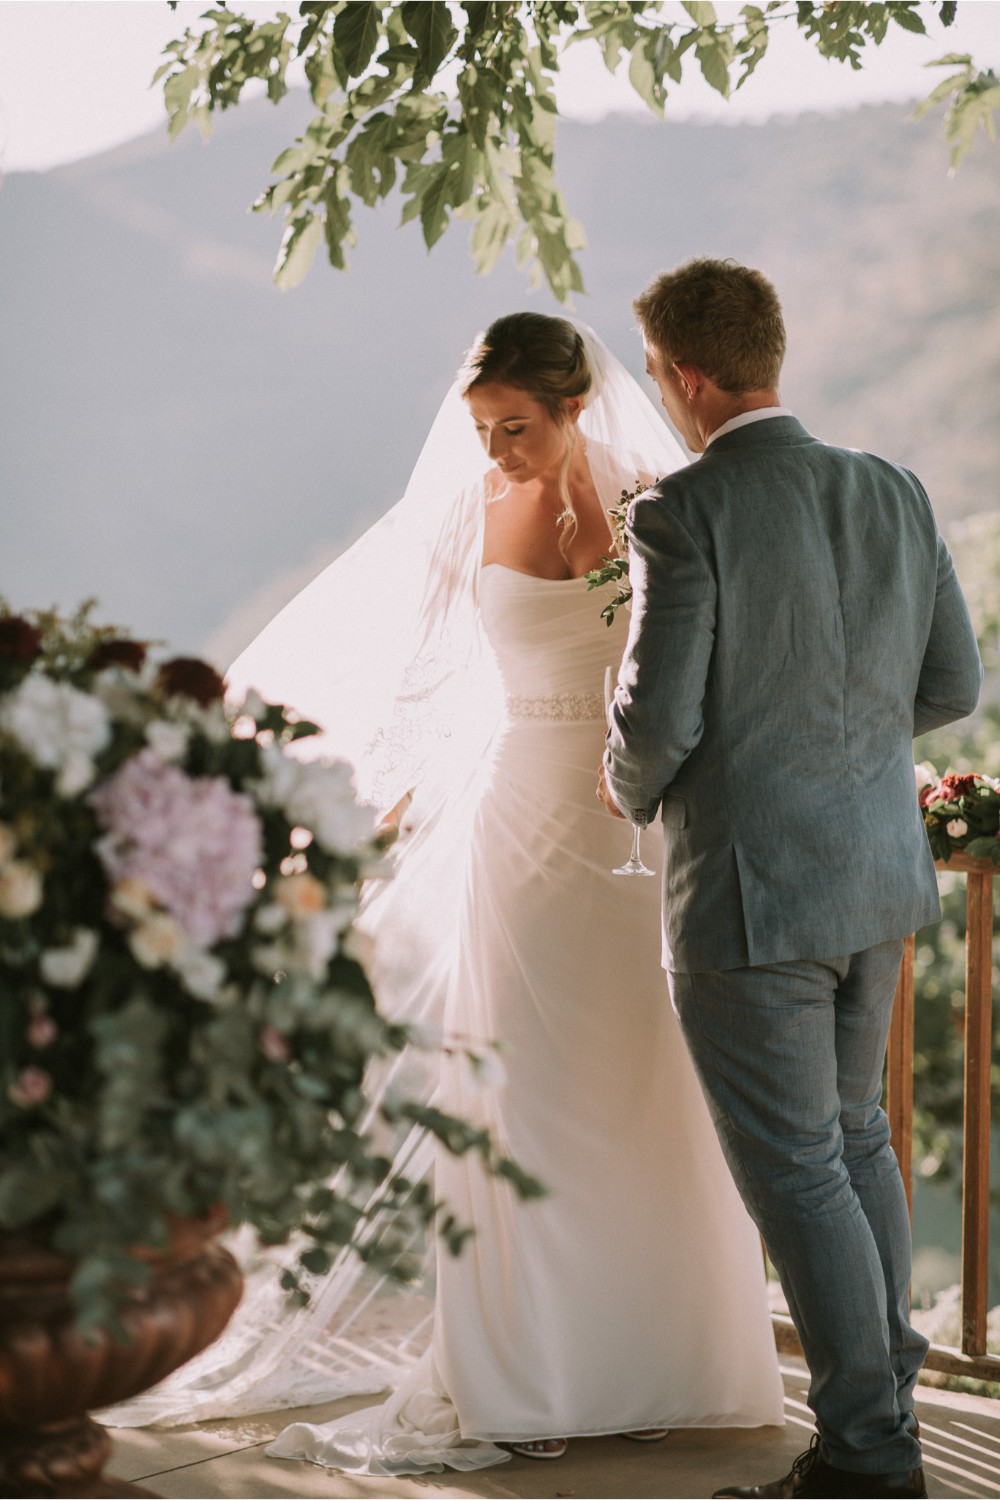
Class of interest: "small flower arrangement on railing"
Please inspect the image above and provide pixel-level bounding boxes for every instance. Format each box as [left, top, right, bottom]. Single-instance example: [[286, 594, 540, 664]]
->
[[916, 764, 1000, 865], [0, 604, 538, 1333]]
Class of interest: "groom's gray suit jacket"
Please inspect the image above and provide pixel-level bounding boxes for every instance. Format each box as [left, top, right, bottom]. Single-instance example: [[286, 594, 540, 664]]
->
[[604, 416, 983, 974]]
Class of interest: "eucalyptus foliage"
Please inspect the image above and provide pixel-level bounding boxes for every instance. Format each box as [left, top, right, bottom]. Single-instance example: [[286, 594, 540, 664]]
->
[[156, 1, 999, 296]]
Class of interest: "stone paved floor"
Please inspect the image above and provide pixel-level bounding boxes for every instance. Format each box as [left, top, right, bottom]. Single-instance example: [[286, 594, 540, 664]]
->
[[107, 1358, 1000, 1500]]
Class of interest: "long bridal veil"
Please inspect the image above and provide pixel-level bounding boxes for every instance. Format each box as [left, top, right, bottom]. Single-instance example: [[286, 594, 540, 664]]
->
[[103, 324, 687, 1428]]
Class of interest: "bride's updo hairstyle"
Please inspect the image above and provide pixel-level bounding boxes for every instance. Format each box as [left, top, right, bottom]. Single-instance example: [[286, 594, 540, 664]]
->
[[458, 312, 593, 553], [458, 312, 592, 417]]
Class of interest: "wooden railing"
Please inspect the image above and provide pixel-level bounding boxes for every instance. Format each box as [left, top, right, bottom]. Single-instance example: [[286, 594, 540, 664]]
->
[[773, 853, 999, 1382]]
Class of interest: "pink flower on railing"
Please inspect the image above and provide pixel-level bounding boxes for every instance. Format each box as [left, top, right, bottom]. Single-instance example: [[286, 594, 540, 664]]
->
[[917, 765, 1000, 866], [90, 748, 263, 949]]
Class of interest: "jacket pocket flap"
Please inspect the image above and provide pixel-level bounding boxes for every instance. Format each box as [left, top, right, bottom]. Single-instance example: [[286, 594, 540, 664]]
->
[[662, 795, 686, 829]]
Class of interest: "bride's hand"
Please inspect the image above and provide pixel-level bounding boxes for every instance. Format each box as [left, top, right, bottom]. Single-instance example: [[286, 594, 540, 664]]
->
[[596, 764, 626, 819], [375, 790, 414, 847]]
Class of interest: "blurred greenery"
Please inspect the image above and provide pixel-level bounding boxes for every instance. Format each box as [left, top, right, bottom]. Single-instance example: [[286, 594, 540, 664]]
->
[[911, 512, 1000, 1199]]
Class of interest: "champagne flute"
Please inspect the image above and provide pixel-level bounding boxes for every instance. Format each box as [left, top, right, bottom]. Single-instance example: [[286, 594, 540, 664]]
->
[[604, 668, 655, 878]]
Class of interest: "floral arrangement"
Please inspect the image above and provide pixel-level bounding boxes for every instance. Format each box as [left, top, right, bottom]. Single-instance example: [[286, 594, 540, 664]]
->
[[584, 477, 657, 627], [0, 604, 535, 1331], [916, 764, 1000, 865]]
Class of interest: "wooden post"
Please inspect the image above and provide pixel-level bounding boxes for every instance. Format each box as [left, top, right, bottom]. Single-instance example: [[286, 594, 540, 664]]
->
[[887, 934, 915, 1217], [959, 862, 994, 1356]]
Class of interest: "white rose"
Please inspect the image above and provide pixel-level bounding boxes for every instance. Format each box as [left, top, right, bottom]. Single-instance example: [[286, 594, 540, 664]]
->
[[296, 900, 357, 979], [254, 751, 375, 857], [0, 675, 110, 773], [946, 818, 968, 839], [0, 861, 44, 919], [129, 913, 184, 968], [91, 673, 149, 725], [914, 763, 936, 793], [40, 927, 99, 988], [294, 910, 342, 978], [252, 942, 287, 977], [188, 701, 229, 744], [0, 822, 17, 867], [145, 720, 190, 762], [253, 902, 288, 936], [172, 945, 226, 1002], [56, 748, 96, 797]]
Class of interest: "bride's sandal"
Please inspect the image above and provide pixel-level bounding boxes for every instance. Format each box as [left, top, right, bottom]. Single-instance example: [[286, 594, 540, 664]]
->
[[500, 1438, 569, 1460], [621, 1428, 671, 1442]]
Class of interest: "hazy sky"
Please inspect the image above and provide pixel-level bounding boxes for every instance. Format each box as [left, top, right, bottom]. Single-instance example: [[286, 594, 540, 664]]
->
[[0, 0, 998, 172]]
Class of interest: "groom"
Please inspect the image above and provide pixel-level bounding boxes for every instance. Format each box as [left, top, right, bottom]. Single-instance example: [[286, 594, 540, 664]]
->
[[598, 258, 982, 1499]]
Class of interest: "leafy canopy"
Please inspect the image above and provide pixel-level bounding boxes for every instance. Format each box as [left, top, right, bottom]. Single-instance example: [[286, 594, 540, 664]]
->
[[157, 2, 1000, 297]]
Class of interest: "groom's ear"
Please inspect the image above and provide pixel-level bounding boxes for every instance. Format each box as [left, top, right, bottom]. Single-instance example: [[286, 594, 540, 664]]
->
[[672, 362, 702, 401]]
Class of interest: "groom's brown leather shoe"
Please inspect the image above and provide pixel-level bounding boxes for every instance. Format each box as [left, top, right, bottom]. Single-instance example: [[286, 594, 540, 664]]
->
[[713, 1434, 928, 1498]]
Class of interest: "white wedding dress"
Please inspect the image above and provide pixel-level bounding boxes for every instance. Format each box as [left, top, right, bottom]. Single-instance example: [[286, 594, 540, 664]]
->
[[103, 325, 783, 1469], [266, 565, 784, 1475]]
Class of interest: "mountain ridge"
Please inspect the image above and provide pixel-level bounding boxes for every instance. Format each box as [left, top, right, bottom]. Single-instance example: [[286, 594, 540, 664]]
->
[[1, 93, 996, 662]]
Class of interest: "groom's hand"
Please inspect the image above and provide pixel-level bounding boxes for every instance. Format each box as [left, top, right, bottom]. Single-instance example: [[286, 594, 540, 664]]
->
[[597, 763, 627, 818]]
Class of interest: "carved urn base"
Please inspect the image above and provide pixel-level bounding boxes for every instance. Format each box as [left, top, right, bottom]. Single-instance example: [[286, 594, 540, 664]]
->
[[0, 1208, 242, 1498]]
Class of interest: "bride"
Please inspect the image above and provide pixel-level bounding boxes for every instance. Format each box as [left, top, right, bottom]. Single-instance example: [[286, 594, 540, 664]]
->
[[105, 313, 784, 1472]]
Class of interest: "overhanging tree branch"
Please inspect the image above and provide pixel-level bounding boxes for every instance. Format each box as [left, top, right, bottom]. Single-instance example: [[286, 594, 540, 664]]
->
[[156, 1, 998, 298]]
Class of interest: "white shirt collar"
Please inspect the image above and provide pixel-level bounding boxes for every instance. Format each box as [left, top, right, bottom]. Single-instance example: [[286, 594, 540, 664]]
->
[[706, 406, 794, 447]]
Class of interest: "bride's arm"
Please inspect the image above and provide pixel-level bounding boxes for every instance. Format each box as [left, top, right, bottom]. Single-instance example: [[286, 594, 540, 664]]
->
[[375, 789, 414, 846]]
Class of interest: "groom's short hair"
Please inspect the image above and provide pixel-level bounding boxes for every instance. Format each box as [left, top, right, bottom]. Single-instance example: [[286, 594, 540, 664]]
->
[[634, 258, 785, 393]]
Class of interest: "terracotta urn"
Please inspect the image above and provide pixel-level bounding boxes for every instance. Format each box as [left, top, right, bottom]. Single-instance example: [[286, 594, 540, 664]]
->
[[0, 1206, 242, 1498]]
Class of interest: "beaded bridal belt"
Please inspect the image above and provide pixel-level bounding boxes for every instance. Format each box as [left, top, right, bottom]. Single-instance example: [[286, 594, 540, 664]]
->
[[505, 690, 605, 722]]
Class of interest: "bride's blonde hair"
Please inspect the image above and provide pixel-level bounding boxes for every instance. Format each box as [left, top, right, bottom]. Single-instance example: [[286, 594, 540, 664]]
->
[[458, 312, 592, 557]]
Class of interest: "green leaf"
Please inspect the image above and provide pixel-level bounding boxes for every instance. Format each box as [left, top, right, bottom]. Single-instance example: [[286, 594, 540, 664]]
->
[[890, 4, 927, 36], [163, 65, 199, 140], [681, 0, 717, 24], [399, 0, 459, 90], [0, 1162, 63, 1227], [962, 836, 1000, 859], [299, 1243, 332, 1275], [695, 30, 734, 98], [629, 40, 665, 118], [333, 1, 383, 78], [274, 214, 324, 290], [346, 119, 397, 205], [913, 67, 969, 119], [938, 0, 957, 25], [469, 197, 516, 277], [271, 143, 312, 175], [945, 80, 1000, 167]]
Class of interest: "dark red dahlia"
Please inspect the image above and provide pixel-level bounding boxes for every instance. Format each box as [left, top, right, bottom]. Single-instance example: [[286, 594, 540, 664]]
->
[[0, 615, 42, 663], [87, 638, 148, 673], [157, 656, 226, 707], [935, 773, 981, 803]]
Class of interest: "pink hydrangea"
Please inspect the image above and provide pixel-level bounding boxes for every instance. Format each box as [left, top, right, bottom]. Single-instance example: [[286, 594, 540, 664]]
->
[[90, 748, 262, 949]]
